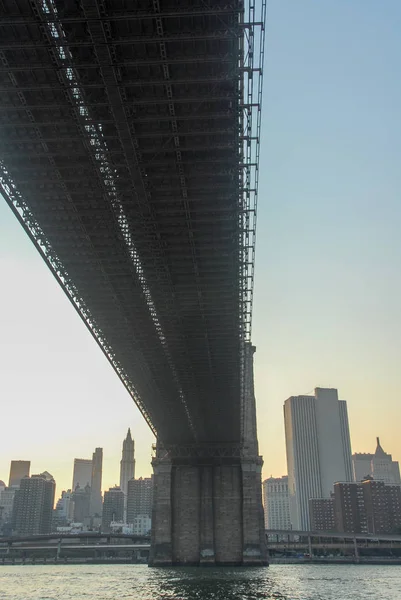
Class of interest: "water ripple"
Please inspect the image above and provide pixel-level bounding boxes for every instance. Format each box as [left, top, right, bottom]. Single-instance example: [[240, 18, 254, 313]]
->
[[0, 564, 400, 599]]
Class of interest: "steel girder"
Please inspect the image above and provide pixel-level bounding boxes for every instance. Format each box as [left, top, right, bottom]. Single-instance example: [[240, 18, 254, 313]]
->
[[0, 0, 266, 444]]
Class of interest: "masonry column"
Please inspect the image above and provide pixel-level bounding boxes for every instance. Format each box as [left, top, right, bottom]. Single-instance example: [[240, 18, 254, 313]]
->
[[149, 343, 268, 566], [241, 344, 268, 565], [149, 449, 173, 566], [199, 465, 215, 565], [242, 457, 268, 565]]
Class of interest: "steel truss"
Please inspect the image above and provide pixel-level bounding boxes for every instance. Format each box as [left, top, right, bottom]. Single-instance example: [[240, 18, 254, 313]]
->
[[153, 443, 242, 461], [0, 0, 266, 445]]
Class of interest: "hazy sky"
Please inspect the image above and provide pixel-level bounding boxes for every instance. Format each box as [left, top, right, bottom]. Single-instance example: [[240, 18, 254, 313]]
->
[[1, 1, 401, 496]]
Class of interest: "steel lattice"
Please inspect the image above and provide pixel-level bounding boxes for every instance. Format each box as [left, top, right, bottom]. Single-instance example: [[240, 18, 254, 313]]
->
[[0, 0, 266, 444]]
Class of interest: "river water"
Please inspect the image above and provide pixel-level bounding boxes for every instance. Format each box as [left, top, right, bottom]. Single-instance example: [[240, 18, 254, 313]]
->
[[0, 564, 400, 599]]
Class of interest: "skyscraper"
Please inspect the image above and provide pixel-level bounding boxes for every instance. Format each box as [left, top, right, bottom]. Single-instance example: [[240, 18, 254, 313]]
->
[[127, 477, 153, 524], [352, 438, 401, 484], [0, 487, 16, 529], [73, 484, 91, 524], [90, 448, 103, 517], [13, 472, 55, 536], [119, 428, 135, 498], [102, 486, 124, 532], [8, 461, 30, 488], [284, 387, 353, 530], [53, 490, 74, 528], [72, 458, 92, 490], [262, 476, 291, 530]]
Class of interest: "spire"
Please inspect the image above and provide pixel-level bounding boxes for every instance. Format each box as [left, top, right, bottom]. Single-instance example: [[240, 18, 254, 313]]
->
[[375, 436, 387, 457], [127, 428, 132, 440]]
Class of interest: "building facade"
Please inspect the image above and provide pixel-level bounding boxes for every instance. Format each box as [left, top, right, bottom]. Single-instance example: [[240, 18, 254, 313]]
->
[[331, 479, 401, 535], [90, 448, 103, 517], [53, 490, 74, 528], [13, 472, 56, 536], [0, 487, 16, 532], [72, 459, 92, 490], [362, 479, 401, 534], [284, 387, 353, 530], [353, 438, 401, 485], [119, 428, 135, 496], [127, 477, 153, 524], [8, 461, 30, 488], [333, 482, 368, 533], [132, 514, 152, 536], [309, 498, 336, 531], [102, 486, 124, 532], [73, 484, 91, 524], [262, 476, 291, 530]]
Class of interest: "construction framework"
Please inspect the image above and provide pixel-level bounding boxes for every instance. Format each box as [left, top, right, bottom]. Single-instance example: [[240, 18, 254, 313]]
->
[[0, 0, 266, 445]]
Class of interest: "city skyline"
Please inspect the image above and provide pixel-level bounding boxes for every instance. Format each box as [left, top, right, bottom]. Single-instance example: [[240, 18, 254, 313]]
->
[[1, 1, 401, 494]]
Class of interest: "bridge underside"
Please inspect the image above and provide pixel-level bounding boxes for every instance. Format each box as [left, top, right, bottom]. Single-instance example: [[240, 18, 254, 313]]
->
[[0, 0, 264, 445]]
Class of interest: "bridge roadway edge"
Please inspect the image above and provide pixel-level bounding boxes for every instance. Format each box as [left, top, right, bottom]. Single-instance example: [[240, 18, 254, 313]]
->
[[149, 449, 268, 567]]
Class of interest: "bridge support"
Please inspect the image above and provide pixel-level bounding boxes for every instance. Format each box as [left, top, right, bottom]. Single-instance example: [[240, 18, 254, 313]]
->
[[149, 446, 267, 566], [149, 345, 266, 566]]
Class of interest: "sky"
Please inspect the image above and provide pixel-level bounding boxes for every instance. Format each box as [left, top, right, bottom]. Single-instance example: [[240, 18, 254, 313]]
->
[[1, 0, 401, 496]]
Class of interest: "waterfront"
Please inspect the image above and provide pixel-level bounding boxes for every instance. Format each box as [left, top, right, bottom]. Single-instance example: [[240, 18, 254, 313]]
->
[[1, 564, 401, 599]]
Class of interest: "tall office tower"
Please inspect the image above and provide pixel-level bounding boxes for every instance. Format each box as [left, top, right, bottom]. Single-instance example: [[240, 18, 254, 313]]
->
[[119, 428, 135, 497], [13, 472, 55, 536], [284, 387, 353, 530], [127, 477, 153, 524], [353, 438, 401, 484], [73, 484, 91, 524], [53, 490, 74, 528], [0, 487, 16, 526], [262, 476, 291, 530], [90, 448, 103, 517], [72, 458, 92, 490], [102, 486, 124, 532], [8, 460, 30, 488]]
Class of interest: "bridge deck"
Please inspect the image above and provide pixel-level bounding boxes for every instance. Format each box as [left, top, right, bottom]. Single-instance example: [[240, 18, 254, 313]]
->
[[0, 1, 265, 443]]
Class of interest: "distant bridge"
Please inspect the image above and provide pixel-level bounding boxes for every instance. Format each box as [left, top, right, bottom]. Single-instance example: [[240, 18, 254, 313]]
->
[[0, 533, 151, 563], [265, 530, 401, 558], [0, 532, 150, 545]]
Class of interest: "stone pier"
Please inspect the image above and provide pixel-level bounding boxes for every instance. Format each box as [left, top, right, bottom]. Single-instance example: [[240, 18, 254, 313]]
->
[[149, 448, 267, 566], [149, 344, 267, 567]]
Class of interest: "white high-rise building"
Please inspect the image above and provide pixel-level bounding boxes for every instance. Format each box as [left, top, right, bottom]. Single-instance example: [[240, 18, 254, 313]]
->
[[262, 476, 291, 530], [353, 438, 401, 484], [284, 388, 353, 530]]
